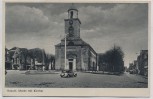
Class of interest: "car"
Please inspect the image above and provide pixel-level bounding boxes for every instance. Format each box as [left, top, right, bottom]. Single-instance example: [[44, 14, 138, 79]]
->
[[129, 70, 134, 74], [60, 70, 77, 78]]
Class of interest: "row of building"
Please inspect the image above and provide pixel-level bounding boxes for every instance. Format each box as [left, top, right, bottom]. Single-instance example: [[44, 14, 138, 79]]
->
[[128, 50, 148, 76], [5, 47, 55, 70]]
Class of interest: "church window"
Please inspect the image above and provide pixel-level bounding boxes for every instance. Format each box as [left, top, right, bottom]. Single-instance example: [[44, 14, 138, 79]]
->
[[70, 11, 73, 18]]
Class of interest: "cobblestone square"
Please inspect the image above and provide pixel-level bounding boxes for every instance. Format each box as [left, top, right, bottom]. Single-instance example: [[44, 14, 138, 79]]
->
[[5, 70, 148, 88]]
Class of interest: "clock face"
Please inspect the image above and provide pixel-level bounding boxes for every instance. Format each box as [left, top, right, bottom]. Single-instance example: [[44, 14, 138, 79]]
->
[[69, 26, 74, 37], [69, 20, 73, 25]]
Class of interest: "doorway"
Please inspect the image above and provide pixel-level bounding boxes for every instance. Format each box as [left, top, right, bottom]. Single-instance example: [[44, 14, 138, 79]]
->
[[67, 54, 76, 70], [69, 62, 73, 70]]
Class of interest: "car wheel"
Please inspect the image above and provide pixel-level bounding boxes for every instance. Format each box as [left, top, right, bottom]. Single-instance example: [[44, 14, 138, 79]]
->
[[74, 74, 77, 77], [60, 74, 64, 77], [67, 74, 70, 78]]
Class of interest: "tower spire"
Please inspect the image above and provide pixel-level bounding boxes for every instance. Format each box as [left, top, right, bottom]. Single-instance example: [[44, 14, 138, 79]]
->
[[68, 3, 77, 11]]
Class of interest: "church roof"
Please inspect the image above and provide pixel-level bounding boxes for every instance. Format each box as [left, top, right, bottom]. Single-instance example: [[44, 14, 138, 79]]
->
[[55, 38, 88, 46], [55, 38, 97, 55], [68, 4, 78, 11], [9, 51, 15, 58], [10, 47, 18, 50]]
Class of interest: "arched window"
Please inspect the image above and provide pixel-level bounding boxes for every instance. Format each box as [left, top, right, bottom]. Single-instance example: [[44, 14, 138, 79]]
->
[[68, 41, 74, 46], [70, 11, 73, 18]]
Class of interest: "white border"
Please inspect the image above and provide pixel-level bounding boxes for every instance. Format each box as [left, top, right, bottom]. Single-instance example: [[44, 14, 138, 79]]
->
[[1, 0, 152, 98]]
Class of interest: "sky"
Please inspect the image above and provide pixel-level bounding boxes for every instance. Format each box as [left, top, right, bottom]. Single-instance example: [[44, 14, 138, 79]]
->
[[5, 3, 148, 67]]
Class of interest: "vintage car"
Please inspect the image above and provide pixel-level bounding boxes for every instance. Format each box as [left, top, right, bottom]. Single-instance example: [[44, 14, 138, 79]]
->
[[60, 70, 77, 78]]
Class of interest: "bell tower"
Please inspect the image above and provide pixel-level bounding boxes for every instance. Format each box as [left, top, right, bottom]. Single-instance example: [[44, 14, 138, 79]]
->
[[65, 4, 81, 39]]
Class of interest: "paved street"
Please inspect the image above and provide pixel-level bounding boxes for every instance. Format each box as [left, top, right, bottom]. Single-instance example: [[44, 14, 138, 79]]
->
[[5, 70, 148, 88]]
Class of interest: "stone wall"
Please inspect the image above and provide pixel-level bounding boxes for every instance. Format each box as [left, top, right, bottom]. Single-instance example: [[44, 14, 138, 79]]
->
[[55, 46, 61, 70], [81, 47, 89, 71], [88, 49, 97, 71]]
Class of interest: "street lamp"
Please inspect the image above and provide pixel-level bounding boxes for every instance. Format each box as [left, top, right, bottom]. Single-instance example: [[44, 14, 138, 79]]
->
[[64, 33, 69, 70]]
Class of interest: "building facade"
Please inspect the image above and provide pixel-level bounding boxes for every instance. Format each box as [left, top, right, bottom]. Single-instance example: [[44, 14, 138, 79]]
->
[[137, 50, 148, 76], [55, 4, 97, 71], [5, 47, 54, 70], [7, 47, 29, 70], [128, 50, 148, 76], [5, 48, 12, 70]]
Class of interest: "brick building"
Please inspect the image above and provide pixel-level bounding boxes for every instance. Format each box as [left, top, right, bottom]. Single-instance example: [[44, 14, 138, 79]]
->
[[55, 4, 97, 71]]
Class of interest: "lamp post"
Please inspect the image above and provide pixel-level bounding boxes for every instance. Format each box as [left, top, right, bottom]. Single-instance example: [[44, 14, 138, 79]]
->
[[65, 33, 68, 70]]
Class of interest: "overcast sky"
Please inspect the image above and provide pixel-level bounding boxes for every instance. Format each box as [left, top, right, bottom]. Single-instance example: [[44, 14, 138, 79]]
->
[[5, 3, 148, 67]]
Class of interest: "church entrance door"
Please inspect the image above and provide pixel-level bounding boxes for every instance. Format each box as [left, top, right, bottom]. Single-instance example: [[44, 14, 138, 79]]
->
[[67, 58, 76, 71], [69, 62, 73, 70]]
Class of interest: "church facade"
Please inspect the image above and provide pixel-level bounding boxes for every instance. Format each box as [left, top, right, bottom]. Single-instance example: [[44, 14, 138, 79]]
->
[[55, 5, 97, 71]]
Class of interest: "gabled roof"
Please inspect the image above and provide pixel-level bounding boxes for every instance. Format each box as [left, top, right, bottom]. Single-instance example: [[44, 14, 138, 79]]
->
[[8, 47, 28, 58], [55, 38, 97, 55], [55, 38, 89, 46], [10, 47, 18, 50], [9, 51, 15, 58], [68, 4, 78, 11]]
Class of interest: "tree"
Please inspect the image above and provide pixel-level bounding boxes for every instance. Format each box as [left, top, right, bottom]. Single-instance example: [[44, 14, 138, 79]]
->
[[45, 53, 55, 70], [20, 48, 29, 70], [99, 45, 124, 73], [28, 48, 46, 70], [98, 53, 107, 73], [28, 49, 37, 69], [34, 48, 43, 63]]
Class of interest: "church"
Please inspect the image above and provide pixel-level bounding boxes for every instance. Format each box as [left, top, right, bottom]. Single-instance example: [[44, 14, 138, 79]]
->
[[55, 4, 97, 71]]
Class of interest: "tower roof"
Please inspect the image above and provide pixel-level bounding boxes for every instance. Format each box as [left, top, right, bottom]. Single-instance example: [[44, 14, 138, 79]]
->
[[68, 4, 78, 11]]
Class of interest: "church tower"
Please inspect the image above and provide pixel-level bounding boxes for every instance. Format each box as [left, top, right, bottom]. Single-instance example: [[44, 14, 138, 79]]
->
[[64, 4, 81, 38]]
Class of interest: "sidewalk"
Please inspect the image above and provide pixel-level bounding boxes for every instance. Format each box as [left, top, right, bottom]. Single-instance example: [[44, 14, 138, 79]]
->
[[24, 70, 60, 75], [83, 71, 109, 74]]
